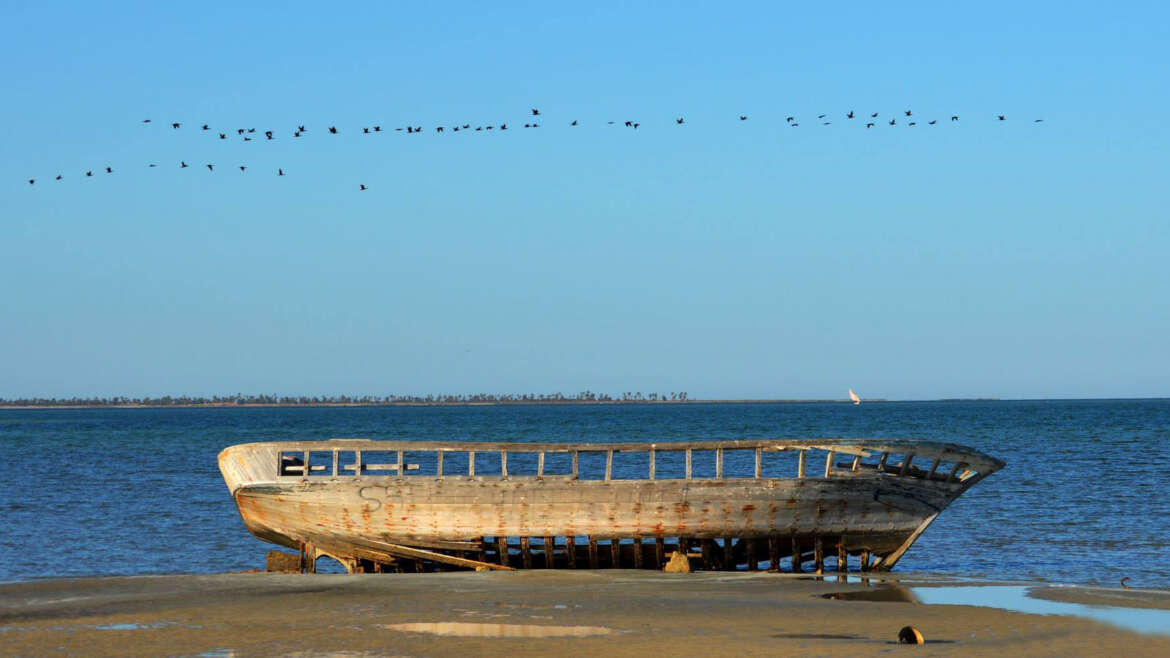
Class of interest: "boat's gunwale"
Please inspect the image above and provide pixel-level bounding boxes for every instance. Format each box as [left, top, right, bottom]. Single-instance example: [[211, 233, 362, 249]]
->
[[223, 437, 1004, 474]]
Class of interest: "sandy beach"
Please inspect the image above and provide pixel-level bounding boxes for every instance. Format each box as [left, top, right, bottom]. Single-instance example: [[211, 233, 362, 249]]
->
[[2, 571, 1167, 657]]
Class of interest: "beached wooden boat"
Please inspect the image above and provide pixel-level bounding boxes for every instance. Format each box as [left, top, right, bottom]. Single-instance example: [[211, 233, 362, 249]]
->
[[218, 438, 1003, 573]]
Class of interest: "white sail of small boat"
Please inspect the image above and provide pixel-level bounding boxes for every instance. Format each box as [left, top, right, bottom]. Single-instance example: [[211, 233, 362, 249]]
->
[[849, 389, 861, 405]]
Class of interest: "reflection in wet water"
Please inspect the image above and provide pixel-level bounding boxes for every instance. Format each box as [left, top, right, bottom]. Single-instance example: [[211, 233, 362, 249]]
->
[[384, 622, 613, 637], [822, 585, 919, 603]]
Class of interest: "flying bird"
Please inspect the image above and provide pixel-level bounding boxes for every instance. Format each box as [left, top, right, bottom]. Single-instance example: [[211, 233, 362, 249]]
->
[[889, 119, 896, 125], [243, 137, 252, 141], [1034, 118, 1044, 123], [329, 126, 338, 134], [846, 111, 854, 118], [237, 129, 245, 135], [219, 133, 226, 139], [86, 171, 93, 176], [570, 120, 578, 126], [265, 131, 273, 139], [500, 123, 507, 130], [298, 125, 306, 132], [247, 128, 255, 133], [817, 114, 826, 119], [739, 115, 747, 120], [374, 126, 381, 132], [180, 161, 188, 168], [56, 174, 62, 179], [998, 115, 1005, 121], [105, 167, 112, 173], [951, 115, 959, 121], [823, 122, 831, 125], [202, 124, 209, 130], [928, 120, 937, 125], [363, 127, 370, 134], [206, 164, 214, 171], [359, 184, 367, 190], [866, 122, 874, 128], [786, 116, 794, 123], [905, 110, 912, 116], [871, 112, 878, 117], [676, 117, 684, 124], [239, 166, 246, 172], [531, 108, 540, 115], [278, 168, 284, 176], [143, 119, 151, 123], [28, 178, 34, 184], [908, 121, 916, 126], [172, 122, 180, 129], [436, 126, 444, 133]]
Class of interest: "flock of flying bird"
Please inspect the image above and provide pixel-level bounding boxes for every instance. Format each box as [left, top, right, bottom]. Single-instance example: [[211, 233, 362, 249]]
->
[[25, 108, 1043, 189]]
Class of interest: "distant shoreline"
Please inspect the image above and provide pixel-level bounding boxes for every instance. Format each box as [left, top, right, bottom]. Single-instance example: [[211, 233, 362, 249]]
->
[[0, 397, 1021, 410]]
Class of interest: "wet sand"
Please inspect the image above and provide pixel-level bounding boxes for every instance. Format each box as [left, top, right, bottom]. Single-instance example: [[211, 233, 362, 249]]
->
[[2, 571, 1167, 656]]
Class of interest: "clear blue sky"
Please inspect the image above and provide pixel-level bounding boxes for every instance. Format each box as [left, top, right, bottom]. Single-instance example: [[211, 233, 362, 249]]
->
[[2, 1, 1167, 400]]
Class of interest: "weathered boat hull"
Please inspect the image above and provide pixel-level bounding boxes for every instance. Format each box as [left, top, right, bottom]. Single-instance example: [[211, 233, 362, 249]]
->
[[219, 438, 1003, 573]]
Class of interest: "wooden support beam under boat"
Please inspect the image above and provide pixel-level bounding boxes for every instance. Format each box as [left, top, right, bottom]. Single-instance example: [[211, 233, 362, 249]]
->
[[791, 536, 803, 573], [722, 537, 734, 571], [633, 538, 644, 569], [769, 536, 781, 571], [497, 536, 509, 567], [814, 536, 824, 575], [746, 538, 758, 570], [609, 539, 621, 568], [566, 536, 577, 568], [520, 537, 532, 569], [655, 538, 666, 568], [837, 540, 848, 573], [543, 536, 555, 568]]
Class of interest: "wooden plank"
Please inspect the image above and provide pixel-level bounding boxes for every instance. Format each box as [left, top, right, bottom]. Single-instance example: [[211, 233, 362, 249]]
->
[[859, 549, 871, 572], [633, 537, 644, 569], [824, 451, 835, 478], [746, 538, 758, 570], [436, 450, 443, 478], [538, 452, 545, 478], [685, 449, 693, 480], [655, 538, 665, 568], [609, 539, 621, 568], [899, 453, 915, 476], [468, 450, 475, 477], [588, 536, 599, 568], [715, 447, 723, 479], [649, 448, 656, 480], [791, 536, 803, 573], [876, 452, 888, 472], [723, 537, 734, 570], [768, 535, 781, 571], [700, 539, 714, 569], [361, 538, 515, 571], [501, 450, 508, 478], [572, 451, 579, 479], [837, 540, 848, 573], [754, 448, 762, 478], [566, 536, 577, 568], [605, 450, 613, 482], [813, 536, 824, 575], [543, 536, 555, 568], [797, 450, 806, 478], [520, 537, 532, 569]]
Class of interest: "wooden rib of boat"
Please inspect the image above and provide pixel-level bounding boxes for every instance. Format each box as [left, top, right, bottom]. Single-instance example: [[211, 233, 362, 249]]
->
[[218, 438, 1003, 574]]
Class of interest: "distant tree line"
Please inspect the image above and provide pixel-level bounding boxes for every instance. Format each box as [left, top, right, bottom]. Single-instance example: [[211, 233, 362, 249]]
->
[[0, 391, 690, 407]]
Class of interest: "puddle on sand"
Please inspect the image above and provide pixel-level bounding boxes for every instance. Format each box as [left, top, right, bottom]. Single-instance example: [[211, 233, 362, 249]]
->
[[824, 584, 1170, 636], [384, 622, 613, 638], [913, 586, 1170, 636]]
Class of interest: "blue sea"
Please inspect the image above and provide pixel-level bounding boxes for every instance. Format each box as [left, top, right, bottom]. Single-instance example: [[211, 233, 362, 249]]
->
[[1, 400, 1167, 587]]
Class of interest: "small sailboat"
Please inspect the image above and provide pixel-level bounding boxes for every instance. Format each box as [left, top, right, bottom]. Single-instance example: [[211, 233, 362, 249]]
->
[[849, 389, 861, 405]]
